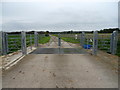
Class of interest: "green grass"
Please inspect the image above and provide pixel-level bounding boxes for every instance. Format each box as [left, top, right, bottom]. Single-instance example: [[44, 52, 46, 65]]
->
[[39, 36, 50, 44], [52, 34, 58, 37], [61, 37, 80, 44], [52, 34, 80, 44]]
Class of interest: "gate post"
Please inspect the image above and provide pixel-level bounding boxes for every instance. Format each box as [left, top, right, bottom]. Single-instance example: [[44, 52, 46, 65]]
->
[[21, 31, 27, 55], [80, 31, 85, 47], [0, 31, 2, 55], [110, 32, 113, 53], [1, 32, 8, 55], [58, 34, 61, 46], [6, 33, 9, 53], [92, 31, 98, 55], [110, 31, 118, 55], [30, 34, 32, 50], [34, 31, 38, 47]]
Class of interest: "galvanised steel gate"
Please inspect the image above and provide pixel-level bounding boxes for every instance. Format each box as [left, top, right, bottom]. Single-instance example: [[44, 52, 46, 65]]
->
[[0, 30, 118, 55], [0, 31, 35, 56], [79, 31, 118, 55]]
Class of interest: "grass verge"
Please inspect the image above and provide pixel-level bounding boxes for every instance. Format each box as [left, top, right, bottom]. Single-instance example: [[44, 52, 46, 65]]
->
[[61, 37, 80, 44], [39, 36, 50, 44]]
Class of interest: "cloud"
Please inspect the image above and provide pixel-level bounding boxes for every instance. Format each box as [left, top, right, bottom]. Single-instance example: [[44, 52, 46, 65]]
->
[[1, 1, 118, 31], [1, 0, 119, 2]]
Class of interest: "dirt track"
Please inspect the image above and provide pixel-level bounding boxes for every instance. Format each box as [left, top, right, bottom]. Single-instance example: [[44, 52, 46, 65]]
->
[[2, 36, 118, 88]]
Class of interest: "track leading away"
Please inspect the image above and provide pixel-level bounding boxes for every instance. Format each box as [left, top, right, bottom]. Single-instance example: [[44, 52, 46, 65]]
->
[[2, 36, 118, 88]]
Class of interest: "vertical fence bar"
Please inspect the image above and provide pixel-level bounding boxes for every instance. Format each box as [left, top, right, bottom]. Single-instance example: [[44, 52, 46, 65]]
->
[[34, 31, 38, 47], [58, 34, 61, 46], [30, 34, 32, 50], [80, 31, 85, 47], [6, 33, 9, 53], [92, 31, 98, 55], [2, 32, 8, 55], [5, 32, 8, 54], [110, 33, 113, 53], [21, 31, 27, 55], [110, 31, 118, 55], [0, 32, 2, 55], [58, 34, 61, 54]]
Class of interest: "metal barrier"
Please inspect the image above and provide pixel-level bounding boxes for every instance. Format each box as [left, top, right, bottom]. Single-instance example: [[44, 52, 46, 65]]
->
[[0, 31, 36, 56], [21, 31, 26, 55], [80, 32, 85, 47], [34, 32, 38, 47], [0, 32, 23, 55], [0, 32, 2, 55], [98, 33, 111, 53], [110, 31, 118, 54], [26, 33, 34, 50], [80, 31, 118, 55], [93, 31, 98, 55], [0, 31, 118, 56]]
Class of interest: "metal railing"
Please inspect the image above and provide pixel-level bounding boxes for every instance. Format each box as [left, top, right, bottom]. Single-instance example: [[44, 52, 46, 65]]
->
[[0, 31, 119, 56], [80, 31, 118, 55], [0, 31, 38, 56]]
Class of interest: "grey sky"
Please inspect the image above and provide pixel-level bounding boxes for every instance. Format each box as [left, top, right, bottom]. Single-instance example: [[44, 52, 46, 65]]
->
[[0, 0, 118, 32]]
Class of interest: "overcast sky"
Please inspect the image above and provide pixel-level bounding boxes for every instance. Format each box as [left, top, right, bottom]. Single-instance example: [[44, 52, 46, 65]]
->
[[0, 0, 119, 32]]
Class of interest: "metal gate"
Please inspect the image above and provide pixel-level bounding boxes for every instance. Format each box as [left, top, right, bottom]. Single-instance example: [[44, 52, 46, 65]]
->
[[32, 32, 87, 54], [0, 30, 118, 55], [57, 33, 86, 54]]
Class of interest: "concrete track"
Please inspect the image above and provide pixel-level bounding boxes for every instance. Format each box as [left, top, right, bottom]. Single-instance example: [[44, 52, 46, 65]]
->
[[2, 36, 118, 88]]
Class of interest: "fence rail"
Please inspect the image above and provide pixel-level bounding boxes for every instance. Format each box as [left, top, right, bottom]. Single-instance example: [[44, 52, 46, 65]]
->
[[0, 31, 119, 56], [0, 31, 38, 56]]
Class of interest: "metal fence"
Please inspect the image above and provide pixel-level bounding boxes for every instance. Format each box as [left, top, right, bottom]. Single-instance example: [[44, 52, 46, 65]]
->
[[80, 31, 118, 55], [26, 33, 35, 51], [0, 30, 119, 56], [7, 33, 21, 54], [0, 32, 2, 55], [98, 34, 111, 53], [0, 31, 37, 56]]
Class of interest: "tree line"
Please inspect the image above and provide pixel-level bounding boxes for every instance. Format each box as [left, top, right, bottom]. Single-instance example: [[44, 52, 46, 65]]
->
[[5, 28, 120, 34]]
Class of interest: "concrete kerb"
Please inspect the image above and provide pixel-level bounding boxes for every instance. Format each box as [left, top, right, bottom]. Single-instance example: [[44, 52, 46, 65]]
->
[[2, 47, 36, 71]]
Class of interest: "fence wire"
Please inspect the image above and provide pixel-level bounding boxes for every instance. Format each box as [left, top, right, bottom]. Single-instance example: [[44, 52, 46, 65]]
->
[[26, 34, 34, 48], [7, 33, 22, 54], [98, 34, 111, 53]]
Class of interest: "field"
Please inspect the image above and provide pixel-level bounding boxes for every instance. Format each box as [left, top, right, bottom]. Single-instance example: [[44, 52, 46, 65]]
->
[[6, 34, 50, 54], [61, 37, 80, 44], [38, 36, 50, 44]]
